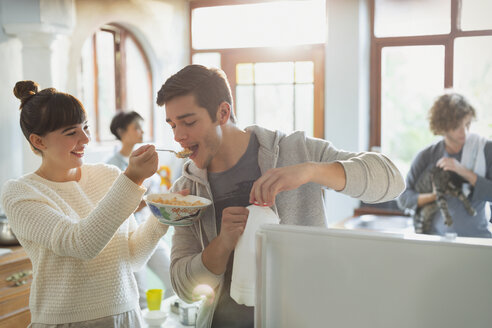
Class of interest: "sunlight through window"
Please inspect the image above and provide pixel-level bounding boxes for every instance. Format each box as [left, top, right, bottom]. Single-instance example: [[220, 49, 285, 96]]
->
[[192, 0, 325, 49]]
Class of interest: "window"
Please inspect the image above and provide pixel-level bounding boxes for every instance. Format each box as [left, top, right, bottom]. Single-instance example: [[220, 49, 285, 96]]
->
[[190, 0, 325, 138], [80, 24, 153, 142], [192, 1, 325, 49], [380, 45, 444, 172], [235, 61, 315, 135], [371, 0, 492, 176]]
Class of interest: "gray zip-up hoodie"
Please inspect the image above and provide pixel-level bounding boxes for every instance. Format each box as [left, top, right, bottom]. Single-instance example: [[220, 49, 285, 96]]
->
[[169, 125, 405, 328]]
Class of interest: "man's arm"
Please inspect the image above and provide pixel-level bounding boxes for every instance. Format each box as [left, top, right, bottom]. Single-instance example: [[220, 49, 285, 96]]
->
[[168, 185, 224, 302], [249, 162, 345, 207], [202, 207, 249, 274], [250, 153, 404, 206]]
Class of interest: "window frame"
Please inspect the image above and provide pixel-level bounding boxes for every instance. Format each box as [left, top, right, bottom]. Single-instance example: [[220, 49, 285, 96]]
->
[[189, 0, 325, 138], [370, 0, 492, 149], [88, 23, 154, 142]]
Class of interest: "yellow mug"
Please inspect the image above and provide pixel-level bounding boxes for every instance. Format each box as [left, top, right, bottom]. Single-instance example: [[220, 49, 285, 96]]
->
[[146, 289, 163, 311]]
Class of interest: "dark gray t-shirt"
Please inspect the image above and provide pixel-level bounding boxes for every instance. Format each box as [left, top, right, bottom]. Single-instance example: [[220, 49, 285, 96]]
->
[[208, 132, 261, 328]]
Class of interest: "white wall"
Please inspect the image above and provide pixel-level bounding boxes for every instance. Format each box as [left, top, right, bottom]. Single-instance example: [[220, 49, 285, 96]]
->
[[0, 29, 23, 193], [323, 0, 371, 225], [0, 0, 69, 190], [0, 0, 189, 190]]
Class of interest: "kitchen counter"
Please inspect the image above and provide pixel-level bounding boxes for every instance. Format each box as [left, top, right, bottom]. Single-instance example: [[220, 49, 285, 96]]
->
[[331, 216, 353, 229], [331, 214, 414, 234], [0, 246, 194, 328], [0, 245, 32, 328]]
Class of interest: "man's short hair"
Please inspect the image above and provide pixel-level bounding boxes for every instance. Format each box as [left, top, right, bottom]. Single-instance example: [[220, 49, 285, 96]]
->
[[156, 65, 236, 123]]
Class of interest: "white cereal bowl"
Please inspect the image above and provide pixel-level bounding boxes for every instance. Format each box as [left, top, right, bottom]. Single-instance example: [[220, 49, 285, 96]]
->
[[144, 193, 212, 226], [143, 309, 167, 327]]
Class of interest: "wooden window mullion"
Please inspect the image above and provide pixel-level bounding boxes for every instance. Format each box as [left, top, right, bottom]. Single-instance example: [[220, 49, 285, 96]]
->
[[119, 29, 127, 111], [92, 33, 100, 142], [445, 0, 460, 88], [444, 39, 454, 89], [113, 30, 122, 110]]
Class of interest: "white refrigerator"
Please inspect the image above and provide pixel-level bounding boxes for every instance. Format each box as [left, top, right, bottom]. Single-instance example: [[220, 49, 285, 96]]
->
[[255, 225, 492, 328]]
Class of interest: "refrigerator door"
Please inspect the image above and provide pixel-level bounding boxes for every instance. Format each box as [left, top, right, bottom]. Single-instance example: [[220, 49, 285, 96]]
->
[[255, 225, 492, 328]]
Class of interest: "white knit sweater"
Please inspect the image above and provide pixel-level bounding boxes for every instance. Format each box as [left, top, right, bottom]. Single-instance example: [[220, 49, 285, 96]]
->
[[1, 163, 168, 324]]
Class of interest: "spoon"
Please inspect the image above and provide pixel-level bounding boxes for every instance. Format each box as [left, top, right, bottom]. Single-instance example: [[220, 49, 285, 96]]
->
[[156, 148, 193, 158]]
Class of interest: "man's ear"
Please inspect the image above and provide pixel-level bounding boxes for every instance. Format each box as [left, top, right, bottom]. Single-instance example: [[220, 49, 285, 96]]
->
[[216, 102, 231, 125], [29, 133, 46, 151]]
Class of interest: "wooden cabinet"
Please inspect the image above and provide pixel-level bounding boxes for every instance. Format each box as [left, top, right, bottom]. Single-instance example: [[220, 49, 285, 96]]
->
[[0, 246, 32, 328]]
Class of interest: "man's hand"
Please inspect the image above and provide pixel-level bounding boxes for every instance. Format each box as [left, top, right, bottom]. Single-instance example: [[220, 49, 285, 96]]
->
[[249, 163, 315, 207], [202, 206, 249, 275], [217, 207, 249, 252]]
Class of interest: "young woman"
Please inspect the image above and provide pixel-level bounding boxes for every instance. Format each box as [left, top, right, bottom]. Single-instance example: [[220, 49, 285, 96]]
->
[[1, 81, 169, 327], [107, 111, 174, 305], [398, 92, 492, 237]]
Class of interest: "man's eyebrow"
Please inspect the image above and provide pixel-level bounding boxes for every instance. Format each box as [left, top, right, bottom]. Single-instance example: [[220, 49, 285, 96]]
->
[[166, 113, 196, 123]]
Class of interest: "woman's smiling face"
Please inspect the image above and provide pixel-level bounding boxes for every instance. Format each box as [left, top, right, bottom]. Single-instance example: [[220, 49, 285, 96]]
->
[[165, 94, 222, 170], [40, 121, 91, 170]]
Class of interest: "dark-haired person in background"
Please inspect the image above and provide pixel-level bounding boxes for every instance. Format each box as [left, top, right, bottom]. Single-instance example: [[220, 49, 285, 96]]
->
[[1, 81, 170, 327], [156, 64, 405, 328], [107, 111, 146, 171], [398, 92, 492, 237], [107, 110, 174, 306]]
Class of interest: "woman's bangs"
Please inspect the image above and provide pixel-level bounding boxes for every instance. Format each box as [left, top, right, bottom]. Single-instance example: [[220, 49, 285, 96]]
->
[[43, 94, 87, 132]]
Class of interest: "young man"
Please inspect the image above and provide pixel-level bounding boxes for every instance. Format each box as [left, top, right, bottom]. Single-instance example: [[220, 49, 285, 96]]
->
[[156, 65, 405, 328]]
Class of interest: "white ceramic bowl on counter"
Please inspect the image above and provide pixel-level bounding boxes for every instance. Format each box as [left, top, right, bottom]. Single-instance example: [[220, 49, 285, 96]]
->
[[142, 309, 168, 327]]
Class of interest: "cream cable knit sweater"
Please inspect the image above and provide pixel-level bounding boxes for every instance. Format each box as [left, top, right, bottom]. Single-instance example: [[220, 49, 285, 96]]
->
[[1, 163, 168, 324]]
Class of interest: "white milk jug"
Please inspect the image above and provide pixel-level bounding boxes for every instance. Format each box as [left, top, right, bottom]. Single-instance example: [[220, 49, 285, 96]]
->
[[230, 205, 279, 306]]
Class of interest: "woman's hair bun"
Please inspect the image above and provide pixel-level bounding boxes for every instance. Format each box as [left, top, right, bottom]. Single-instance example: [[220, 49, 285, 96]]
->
[[13, 80, 39, 105]]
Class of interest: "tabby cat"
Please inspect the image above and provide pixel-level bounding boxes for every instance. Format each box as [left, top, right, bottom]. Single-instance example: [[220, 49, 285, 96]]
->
[[413, 166, 477, 234]]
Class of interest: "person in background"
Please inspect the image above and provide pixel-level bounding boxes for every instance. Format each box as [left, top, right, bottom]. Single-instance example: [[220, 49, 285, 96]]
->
[[2, 81, 169, 327], [156, 64, 405, 328], [398, 92, 492, 238], [107, 111, 174, 304]]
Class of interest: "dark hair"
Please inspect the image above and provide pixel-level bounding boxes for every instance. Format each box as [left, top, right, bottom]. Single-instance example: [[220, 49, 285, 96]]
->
[[156, 64, 236, 123], [428, 92, 476, 135], [110, 111, 144, 140], [13, 80, 87, 153]]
